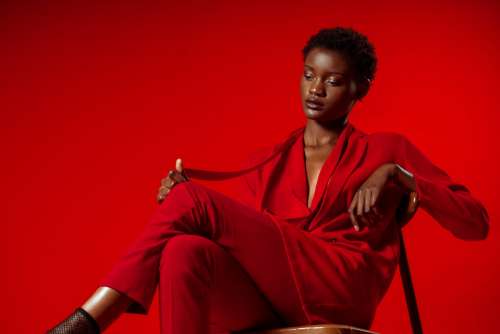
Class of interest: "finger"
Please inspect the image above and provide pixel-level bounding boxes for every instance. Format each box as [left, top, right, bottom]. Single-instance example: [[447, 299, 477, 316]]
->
[[349, 210, 360, 231], [165, 173, 177, 188], [167, 170, 180, 183], [157, 188, 170, 203], [176, 158, 183, 173], [371, 188, 380, 207], [348, 191, 358, 212], [364, 189, 372, 213], [170, 171, 186, 183], [158, 187, 170, 197], [167, 170, 176, 184], [177, 159, 189, 180], [348, 193, 360, 231], [161, 177, 175, 187], [168, 166, 188, 183], [357, 189, 365, 216]]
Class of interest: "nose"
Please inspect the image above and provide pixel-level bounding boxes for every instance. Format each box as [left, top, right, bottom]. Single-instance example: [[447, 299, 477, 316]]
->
[[309, 78, 326, 97]]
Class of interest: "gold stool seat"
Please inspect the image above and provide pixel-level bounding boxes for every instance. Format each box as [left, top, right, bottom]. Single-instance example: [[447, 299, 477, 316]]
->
[[238, 324, 378, 334]]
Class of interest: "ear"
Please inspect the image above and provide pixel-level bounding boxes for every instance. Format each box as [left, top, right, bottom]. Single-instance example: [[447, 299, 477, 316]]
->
[[355, 78, 371, 101]]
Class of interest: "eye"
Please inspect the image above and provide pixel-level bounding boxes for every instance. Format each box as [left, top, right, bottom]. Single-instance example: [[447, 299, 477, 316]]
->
[[303, 72, 314, 81], [326, 77, 340, 86]]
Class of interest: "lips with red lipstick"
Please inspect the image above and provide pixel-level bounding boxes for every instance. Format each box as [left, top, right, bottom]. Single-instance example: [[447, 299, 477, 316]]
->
[[305, 97, 324, 110]]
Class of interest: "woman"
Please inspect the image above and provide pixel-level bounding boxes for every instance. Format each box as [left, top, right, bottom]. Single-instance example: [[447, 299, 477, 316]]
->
[[48, 27, 489, 334]]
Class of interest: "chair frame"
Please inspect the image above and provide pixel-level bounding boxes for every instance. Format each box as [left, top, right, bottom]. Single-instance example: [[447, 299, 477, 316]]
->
[[397, 190, 423, 334]]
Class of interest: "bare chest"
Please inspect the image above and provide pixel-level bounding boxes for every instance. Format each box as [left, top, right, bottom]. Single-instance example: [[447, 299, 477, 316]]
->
[[304, 145, 333, 208]]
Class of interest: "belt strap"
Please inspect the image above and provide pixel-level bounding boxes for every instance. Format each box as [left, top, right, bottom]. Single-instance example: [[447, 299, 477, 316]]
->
[[182, 127, 304, 180]]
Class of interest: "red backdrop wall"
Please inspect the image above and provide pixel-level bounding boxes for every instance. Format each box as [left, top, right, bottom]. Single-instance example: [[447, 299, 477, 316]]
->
[[3, 1, 499, 333]]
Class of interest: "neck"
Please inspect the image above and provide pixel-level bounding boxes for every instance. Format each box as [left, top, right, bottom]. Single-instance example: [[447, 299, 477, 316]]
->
[[303, 116, 348, 147]]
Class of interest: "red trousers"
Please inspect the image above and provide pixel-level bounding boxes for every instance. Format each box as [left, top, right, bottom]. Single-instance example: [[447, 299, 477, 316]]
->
[[99, 181, 309, 333]]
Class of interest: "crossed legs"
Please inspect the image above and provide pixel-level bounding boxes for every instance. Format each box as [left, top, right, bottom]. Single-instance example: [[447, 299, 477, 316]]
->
[[158, 234, 284, 333], [48, 180, 308, 333]]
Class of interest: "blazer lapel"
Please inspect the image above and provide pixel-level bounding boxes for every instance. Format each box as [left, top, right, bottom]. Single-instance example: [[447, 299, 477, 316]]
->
[[307, 125, 368, 230], [307, 123, 355, 212]]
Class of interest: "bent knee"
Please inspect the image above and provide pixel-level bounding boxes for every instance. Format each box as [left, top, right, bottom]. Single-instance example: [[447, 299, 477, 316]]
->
[[159, 181, 197, 208], [158, 181, 215, 213], [152, 181, 203, 224], [160, 235, 220, 273]]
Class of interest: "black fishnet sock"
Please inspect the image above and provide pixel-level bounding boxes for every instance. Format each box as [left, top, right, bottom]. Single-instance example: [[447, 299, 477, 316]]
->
[[47, 307, 100, 334]]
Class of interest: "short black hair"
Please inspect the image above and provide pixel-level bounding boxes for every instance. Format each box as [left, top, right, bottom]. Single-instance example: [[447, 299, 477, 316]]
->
[[302, 27, 377, 86]]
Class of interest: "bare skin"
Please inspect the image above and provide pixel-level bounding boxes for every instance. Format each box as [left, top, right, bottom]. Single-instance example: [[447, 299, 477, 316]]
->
[[301, 48, 360, 209], [299, 48, 416, 230], [304, 143, 333, 208], [76, 47, 417, 331], [80, 287, 133, 331]]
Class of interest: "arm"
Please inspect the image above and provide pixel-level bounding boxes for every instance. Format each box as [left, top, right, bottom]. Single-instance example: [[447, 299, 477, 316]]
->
[[392, 136, 489, 240]]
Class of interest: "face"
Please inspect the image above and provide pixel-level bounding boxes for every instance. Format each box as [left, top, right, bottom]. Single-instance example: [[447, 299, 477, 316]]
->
[[300, 47, 360, 123]]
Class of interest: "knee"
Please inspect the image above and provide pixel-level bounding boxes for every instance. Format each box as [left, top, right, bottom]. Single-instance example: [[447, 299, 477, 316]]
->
[[160, 235, 218, 278], [154, 180, 219, 229], [152, 181, 204, 227], [158, 181, 197, 209], [158, 180, 215, 213]]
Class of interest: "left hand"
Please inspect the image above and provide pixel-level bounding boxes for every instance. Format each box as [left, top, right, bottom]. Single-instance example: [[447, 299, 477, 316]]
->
[[157, 158, 189, 204], [348, 163, 395, 231]]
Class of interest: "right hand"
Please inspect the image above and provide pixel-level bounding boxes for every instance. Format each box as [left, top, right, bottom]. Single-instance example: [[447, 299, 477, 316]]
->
[[157, 158, 188, 204]]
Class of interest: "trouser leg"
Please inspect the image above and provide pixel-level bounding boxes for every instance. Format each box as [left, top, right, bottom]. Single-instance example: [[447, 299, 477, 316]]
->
[[99, 180, 307, 329], [159, 234, 283, 334]]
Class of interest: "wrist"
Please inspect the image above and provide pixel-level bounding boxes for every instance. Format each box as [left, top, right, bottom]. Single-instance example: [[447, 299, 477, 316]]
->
[[387, 163, 398, 179], [392, 163, 417, 192]]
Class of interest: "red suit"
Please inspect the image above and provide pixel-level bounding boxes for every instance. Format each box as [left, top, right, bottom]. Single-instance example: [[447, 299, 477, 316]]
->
[[100, 122, 489, 333]]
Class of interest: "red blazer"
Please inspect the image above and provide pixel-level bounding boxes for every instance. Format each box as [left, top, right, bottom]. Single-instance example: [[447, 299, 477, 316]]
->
[[235, 122, 489, 328]]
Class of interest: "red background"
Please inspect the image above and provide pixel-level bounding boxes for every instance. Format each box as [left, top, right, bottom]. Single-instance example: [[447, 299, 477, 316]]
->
[[3, 1, 499, 333]]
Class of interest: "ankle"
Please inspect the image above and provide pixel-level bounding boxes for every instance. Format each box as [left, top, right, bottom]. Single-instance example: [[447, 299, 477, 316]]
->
[[81, 287, 132, 331], [47, 307, 100, 334], [76, 308, 101, 333]]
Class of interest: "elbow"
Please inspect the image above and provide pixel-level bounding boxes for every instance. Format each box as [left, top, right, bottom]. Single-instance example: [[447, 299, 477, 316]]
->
[[469, 220, 489, 241], [476, 210, 490, 240], [479, 221, 489, 240], [475, 207, 490, 240], [453, 210, 490, 241], [452, 225, 488, 241]]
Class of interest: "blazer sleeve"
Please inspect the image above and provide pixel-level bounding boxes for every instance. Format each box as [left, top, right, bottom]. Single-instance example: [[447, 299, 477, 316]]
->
[[395, 135, 489, 240]]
